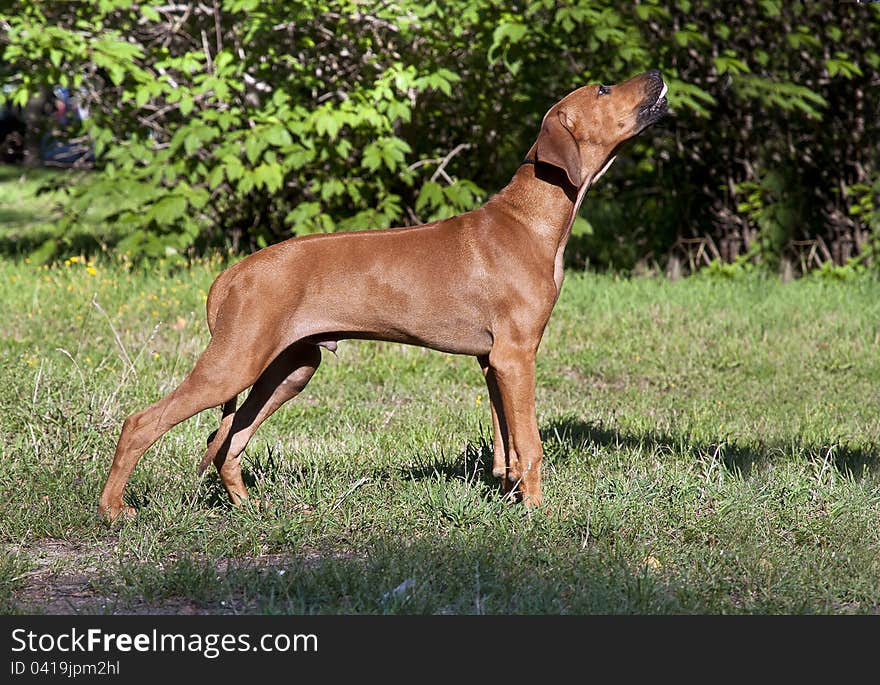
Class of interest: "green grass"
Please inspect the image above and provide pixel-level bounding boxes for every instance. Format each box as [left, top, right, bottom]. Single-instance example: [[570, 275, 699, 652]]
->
[[1, 251, 879, 614], [0, 165, 63, 230], [0, 164, 125, 260]]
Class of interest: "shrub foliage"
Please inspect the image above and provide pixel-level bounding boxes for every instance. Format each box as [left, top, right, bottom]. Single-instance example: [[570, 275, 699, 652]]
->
[[1, 1, 878, 271]]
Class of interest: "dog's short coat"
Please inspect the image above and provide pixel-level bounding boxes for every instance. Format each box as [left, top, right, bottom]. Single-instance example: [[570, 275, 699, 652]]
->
[[99, 71, 668, 520]]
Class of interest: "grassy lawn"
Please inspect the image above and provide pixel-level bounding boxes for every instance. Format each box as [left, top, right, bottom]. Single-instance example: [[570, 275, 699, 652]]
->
[[1, 242, 879, 614], [0, 164, 126, 260], [0, 165, 64, 250]]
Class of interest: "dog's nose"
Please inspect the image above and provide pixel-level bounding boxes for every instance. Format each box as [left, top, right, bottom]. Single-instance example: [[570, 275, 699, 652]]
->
[[643, 69, 666, 100]]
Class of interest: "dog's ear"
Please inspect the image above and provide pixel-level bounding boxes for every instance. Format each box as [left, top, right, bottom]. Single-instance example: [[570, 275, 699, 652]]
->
[[536, 109, 582, 187]]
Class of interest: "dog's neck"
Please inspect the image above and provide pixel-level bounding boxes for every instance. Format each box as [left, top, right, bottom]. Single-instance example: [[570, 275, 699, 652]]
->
[[486, 152, 600, 293], [489, 165, 576, 233]]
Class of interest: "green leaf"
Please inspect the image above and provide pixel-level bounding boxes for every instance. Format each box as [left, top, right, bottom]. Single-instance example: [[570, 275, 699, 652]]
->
[[314, 109, 342, 139], [488, 21, 527, 63], [760, 0, 781, 17], [284, 201, 321, 230], [187, 186, 210, 210], [12, 89, 29, 108], [151, 195, 188, 224], [362, 142, 383, 171], [313, 178, 340, 202], [571, 216, 593, 237], [416, 180, 444, 212], [284, 146, 314, 170], [141, 5, 161, 22], [826, 54, 863, 79], [135, 86, 151, 109], [264, 125, 293, 147], [335, 139, 353, 159], [183, 125, 218, 156], [665, 79, 716, 117], [385, 100, 411, 123], [442, 179, 483, 211], [378, 137, 411, 171], [715, 53, 750, 75], [214, 50, 234, 71], [434, 68, 460, 84], [223, 155, 244, 181], [253, 163, 284, 192], [179, 94, 194, 116], [184, 132, 201, 156], [237, 173, 254, 195], [245, 136, 266, 164], [207, 165, 225, 189]]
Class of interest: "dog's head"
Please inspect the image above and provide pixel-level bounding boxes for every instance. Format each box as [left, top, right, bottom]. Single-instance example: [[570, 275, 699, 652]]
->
[[534, 70, 668, 188]]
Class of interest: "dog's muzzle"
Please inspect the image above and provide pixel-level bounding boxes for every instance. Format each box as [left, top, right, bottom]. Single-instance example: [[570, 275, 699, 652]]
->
[[636, 70, 669, 131]]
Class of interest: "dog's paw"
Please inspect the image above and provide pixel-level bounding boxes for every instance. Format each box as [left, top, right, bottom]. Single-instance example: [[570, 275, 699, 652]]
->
[[98, 503, 137, 523], [230, 494, 271, 513]]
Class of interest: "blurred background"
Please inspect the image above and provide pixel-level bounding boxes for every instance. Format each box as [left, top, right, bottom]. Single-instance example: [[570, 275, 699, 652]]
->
[[1, 0, 878, 276]]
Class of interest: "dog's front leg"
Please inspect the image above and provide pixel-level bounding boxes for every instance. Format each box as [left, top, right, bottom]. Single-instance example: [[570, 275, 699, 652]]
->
[[486, 344, 543, 507], [478, 355, 517, 497]]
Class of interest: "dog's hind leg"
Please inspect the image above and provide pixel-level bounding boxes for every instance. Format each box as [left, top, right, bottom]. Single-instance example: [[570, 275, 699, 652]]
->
[[205, 398, 238, 453], [98, 327, 279, 521], [200, 342, 323, 505], [203, 397, 238, 492]]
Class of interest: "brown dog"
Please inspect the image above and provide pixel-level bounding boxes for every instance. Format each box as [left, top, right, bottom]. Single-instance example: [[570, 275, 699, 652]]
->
[[98, 70, 668, 520]]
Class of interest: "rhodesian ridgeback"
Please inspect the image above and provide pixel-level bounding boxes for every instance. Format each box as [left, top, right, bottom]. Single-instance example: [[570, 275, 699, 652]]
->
[[99, 70, 668, 520]]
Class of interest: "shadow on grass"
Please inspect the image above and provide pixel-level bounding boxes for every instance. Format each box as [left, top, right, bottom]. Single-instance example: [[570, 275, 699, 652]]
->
[[0, 207, 46, 225], [191, 436, 507, 515], [0, 163, 109, 259], [401, 436, 498, 488], [96, 530, 681, 614], [186, 411, 879, 516], [197, 443, 282, 510], [541, 416, 880, 479], [0, 165, 38, 183]]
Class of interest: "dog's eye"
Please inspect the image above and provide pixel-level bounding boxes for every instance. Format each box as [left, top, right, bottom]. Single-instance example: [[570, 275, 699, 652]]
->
[[597, 85, 611, 97]]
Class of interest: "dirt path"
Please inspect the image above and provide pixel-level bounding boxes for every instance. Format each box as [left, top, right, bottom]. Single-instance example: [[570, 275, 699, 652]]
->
[[5, 539, 271, 614]]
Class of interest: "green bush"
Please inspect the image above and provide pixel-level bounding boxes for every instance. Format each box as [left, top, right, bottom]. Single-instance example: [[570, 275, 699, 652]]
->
[[1, 1, 878, 272]]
